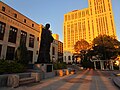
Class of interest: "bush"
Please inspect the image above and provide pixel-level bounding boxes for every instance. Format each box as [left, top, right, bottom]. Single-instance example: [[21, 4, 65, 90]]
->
[[0, 59, 25, 74], [81, 59, 94, 69], [53, 62, 67, 70], [14, 42, 29, 66]]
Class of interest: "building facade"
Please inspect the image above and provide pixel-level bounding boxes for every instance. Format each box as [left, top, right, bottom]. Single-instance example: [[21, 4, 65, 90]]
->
[[63, 0, 117, 53], [63, 51, 73, 64], [50, 39, 58, 63], [0, 1, 42, 63], [58, 40, 63, 62], [52, 34, 63, 62]]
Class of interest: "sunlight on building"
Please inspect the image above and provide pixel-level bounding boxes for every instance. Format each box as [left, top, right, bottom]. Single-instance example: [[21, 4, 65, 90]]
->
[[63, 0, 117, 53]]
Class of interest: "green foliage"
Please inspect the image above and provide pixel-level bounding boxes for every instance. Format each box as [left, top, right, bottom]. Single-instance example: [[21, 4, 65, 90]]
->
[[92, 35, 120, 60], [53, 62, 67, 70], [14, 42, 29, 65], [81, 59, 94, 69], [74, 39, 90, 53], [0, 59, 25, 74]]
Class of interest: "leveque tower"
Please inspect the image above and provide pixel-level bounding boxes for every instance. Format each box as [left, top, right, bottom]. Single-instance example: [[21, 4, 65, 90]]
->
[[63, 0, 117, 53]]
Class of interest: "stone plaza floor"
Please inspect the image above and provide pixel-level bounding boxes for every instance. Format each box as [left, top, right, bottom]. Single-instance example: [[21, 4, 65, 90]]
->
[[0, 69, 119, 90]]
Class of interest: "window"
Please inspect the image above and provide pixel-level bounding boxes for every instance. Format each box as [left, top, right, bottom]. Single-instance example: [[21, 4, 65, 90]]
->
[[20, 30, 27, 45], [8, 26, 18, 43], [68, 15, 70, 20], [68, 56, 71, 60], [52, 47, 55, 55], [78, 12, 81, 18], [0, 21, 6, 40], [29, 34, 34, 48], [0, 45, 2, 57], [14, 13, 17, 18], [65, 15, 67, 21], [64, 56, 66, 61], [32, 24, 34, 27], [24, 19, 26, 23], [6, 46, 15, 60], [36, 51, 38, 54], [37, 37, 39, 41], [2, 6, 5, 11]]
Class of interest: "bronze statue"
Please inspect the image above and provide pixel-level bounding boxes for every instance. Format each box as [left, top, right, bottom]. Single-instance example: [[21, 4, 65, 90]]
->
[[37, 24, 54, 63]]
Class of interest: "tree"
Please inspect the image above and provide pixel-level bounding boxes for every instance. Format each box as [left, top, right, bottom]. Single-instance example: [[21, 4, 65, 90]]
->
[[14, 42, 29, 65], [74, 40, 92, 67], [92, 35, 120, 60], [74, 39, 90, 53]]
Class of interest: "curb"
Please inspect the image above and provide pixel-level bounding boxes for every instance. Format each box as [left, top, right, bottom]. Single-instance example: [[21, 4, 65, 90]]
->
[[113, 77, 120, 88]]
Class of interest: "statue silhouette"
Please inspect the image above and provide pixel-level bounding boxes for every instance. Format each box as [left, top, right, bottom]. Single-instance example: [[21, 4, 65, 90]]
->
[[37, 24, 54, 63]]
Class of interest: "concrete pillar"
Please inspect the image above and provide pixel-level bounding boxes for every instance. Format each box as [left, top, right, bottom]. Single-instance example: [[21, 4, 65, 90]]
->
[[110, 60, 114, 70], [15, 29, 21, 48], [111, 61, 114, 70], [102, 61, 104, 70], [109, 61, 112, 70], [100, 61, 105, 70], [94, 61, 96, 70], [100, 61, 102, 70], [1, 24, 10, 59]]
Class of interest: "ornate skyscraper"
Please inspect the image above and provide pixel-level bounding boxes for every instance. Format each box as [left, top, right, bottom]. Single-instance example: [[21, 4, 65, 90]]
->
[[63, 0, 117, 53]]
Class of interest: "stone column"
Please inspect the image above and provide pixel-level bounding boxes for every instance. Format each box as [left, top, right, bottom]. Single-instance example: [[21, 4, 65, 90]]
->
[[1, 24, 10, 59], [94, 61, 96, 70], [100, 61, 104, 70], [111, 60, 114, 70], [110, 60, 114, 70]]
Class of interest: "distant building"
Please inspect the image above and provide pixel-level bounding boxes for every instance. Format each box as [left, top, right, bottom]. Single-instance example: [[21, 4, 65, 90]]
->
[[52, 34, 63, 62], [0, 1, 43, 63], [63, 0, 117, 53], [50, 39, 58, 63], [63, 51, 73, 64]]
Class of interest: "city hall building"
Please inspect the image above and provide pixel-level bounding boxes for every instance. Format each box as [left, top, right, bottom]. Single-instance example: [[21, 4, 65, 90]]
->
[[0, 1, 42, 63], [63, 0, 117, 53]]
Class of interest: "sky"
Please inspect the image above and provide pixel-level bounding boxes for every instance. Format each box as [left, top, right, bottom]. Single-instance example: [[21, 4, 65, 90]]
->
[[2, 0, 120, 42]]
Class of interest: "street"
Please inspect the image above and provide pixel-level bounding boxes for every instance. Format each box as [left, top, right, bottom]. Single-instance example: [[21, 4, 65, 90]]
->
[[1, 69, 119, 90]]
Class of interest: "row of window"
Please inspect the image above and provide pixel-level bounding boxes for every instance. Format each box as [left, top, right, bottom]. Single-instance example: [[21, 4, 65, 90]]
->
[[64, 56, 72, 61], [94, 0, 111, 14], [0, 45, 33, 62], [1, 6, 35, 27], [65, 0, 112, 21], [0, 21, 35, 48], [65, 10, 90, 21]]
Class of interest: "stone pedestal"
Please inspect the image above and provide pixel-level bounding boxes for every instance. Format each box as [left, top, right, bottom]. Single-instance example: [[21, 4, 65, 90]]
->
[[34, 64, 54, 79], [34, 64, 53, 72]]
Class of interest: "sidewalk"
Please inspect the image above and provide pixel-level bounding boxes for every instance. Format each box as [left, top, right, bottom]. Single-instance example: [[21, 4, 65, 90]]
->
[[0, 73, 73, 90], [112, 72, 120, 89], [0, 70, 119, 90], [113, 77, 120, 88]]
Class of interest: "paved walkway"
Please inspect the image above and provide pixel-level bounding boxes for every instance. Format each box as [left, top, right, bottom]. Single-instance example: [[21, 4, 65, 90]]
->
[[1, 70, 119, 90]]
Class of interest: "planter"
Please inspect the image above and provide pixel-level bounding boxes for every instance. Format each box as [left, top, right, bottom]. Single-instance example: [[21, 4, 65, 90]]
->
[[57, 70, 64, 76], [63, 69, 69, 75]]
